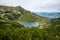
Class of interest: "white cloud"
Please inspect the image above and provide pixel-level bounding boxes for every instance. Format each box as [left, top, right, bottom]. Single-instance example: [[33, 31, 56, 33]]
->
[[0, 0, 60, 12], [0, 0, 23, 6]]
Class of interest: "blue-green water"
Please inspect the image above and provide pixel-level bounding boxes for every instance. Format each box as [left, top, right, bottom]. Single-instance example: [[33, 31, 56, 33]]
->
[[19, 21, 39, 27]]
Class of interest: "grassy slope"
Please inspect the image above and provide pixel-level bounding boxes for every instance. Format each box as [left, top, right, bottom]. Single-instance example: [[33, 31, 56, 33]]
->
[[0, 6, 51, 28], [16, 6, 51, 28], [51, 17, 60, 27]]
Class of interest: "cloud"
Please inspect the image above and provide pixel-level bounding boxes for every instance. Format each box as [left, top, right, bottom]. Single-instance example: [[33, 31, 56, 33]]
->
[[0, 0, 21, 6], [0, 0, 60, 12], [19, 0, 60, 12]]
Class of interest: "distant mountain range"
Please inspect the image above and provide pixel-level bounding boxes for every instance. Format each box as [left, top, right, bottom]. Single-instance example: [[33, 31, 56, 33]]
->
[[34, 12, 60, 19]]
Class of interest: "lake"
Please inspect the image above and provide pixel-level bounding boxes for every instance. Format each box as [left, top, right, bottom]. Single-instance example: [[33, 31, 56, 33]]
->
[[19, 21, 39, 27]]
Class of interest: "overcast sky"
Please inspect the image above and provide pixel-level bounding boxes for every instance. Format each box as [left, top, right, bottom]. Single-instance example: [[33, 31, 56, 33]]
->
[[0, 0, 60, 12]]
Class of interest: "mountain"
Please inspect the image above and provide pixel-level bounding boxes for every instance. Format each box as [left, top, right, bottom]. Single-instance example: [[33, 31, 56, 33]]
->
[[0, 6, 21, 22], [34, 12, 60, 19], [0, 6, 51, 28], [0, 6, 60, 29]]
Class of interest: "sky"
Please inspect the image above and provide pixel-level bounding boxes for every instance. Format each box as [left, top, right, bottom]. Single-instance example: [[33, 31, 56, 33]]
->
[[0, 0, 60, 12]]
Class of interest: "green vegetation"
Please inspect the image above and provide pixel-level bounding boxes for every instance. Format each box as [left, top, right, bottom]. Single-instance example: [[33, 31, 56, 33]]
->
[[51, 17, 60, 27], [0, 26, 60, 40], [0, 6, 60, 40], [0, 21, 24, 29]]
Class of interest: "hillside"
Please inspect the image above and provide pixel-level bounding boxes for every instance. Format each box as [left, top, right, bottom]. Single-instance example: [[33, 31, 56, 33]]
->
[[0, 6, 51, 28], [51, 17, 60, 27], [0, 6, 21, 22]]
